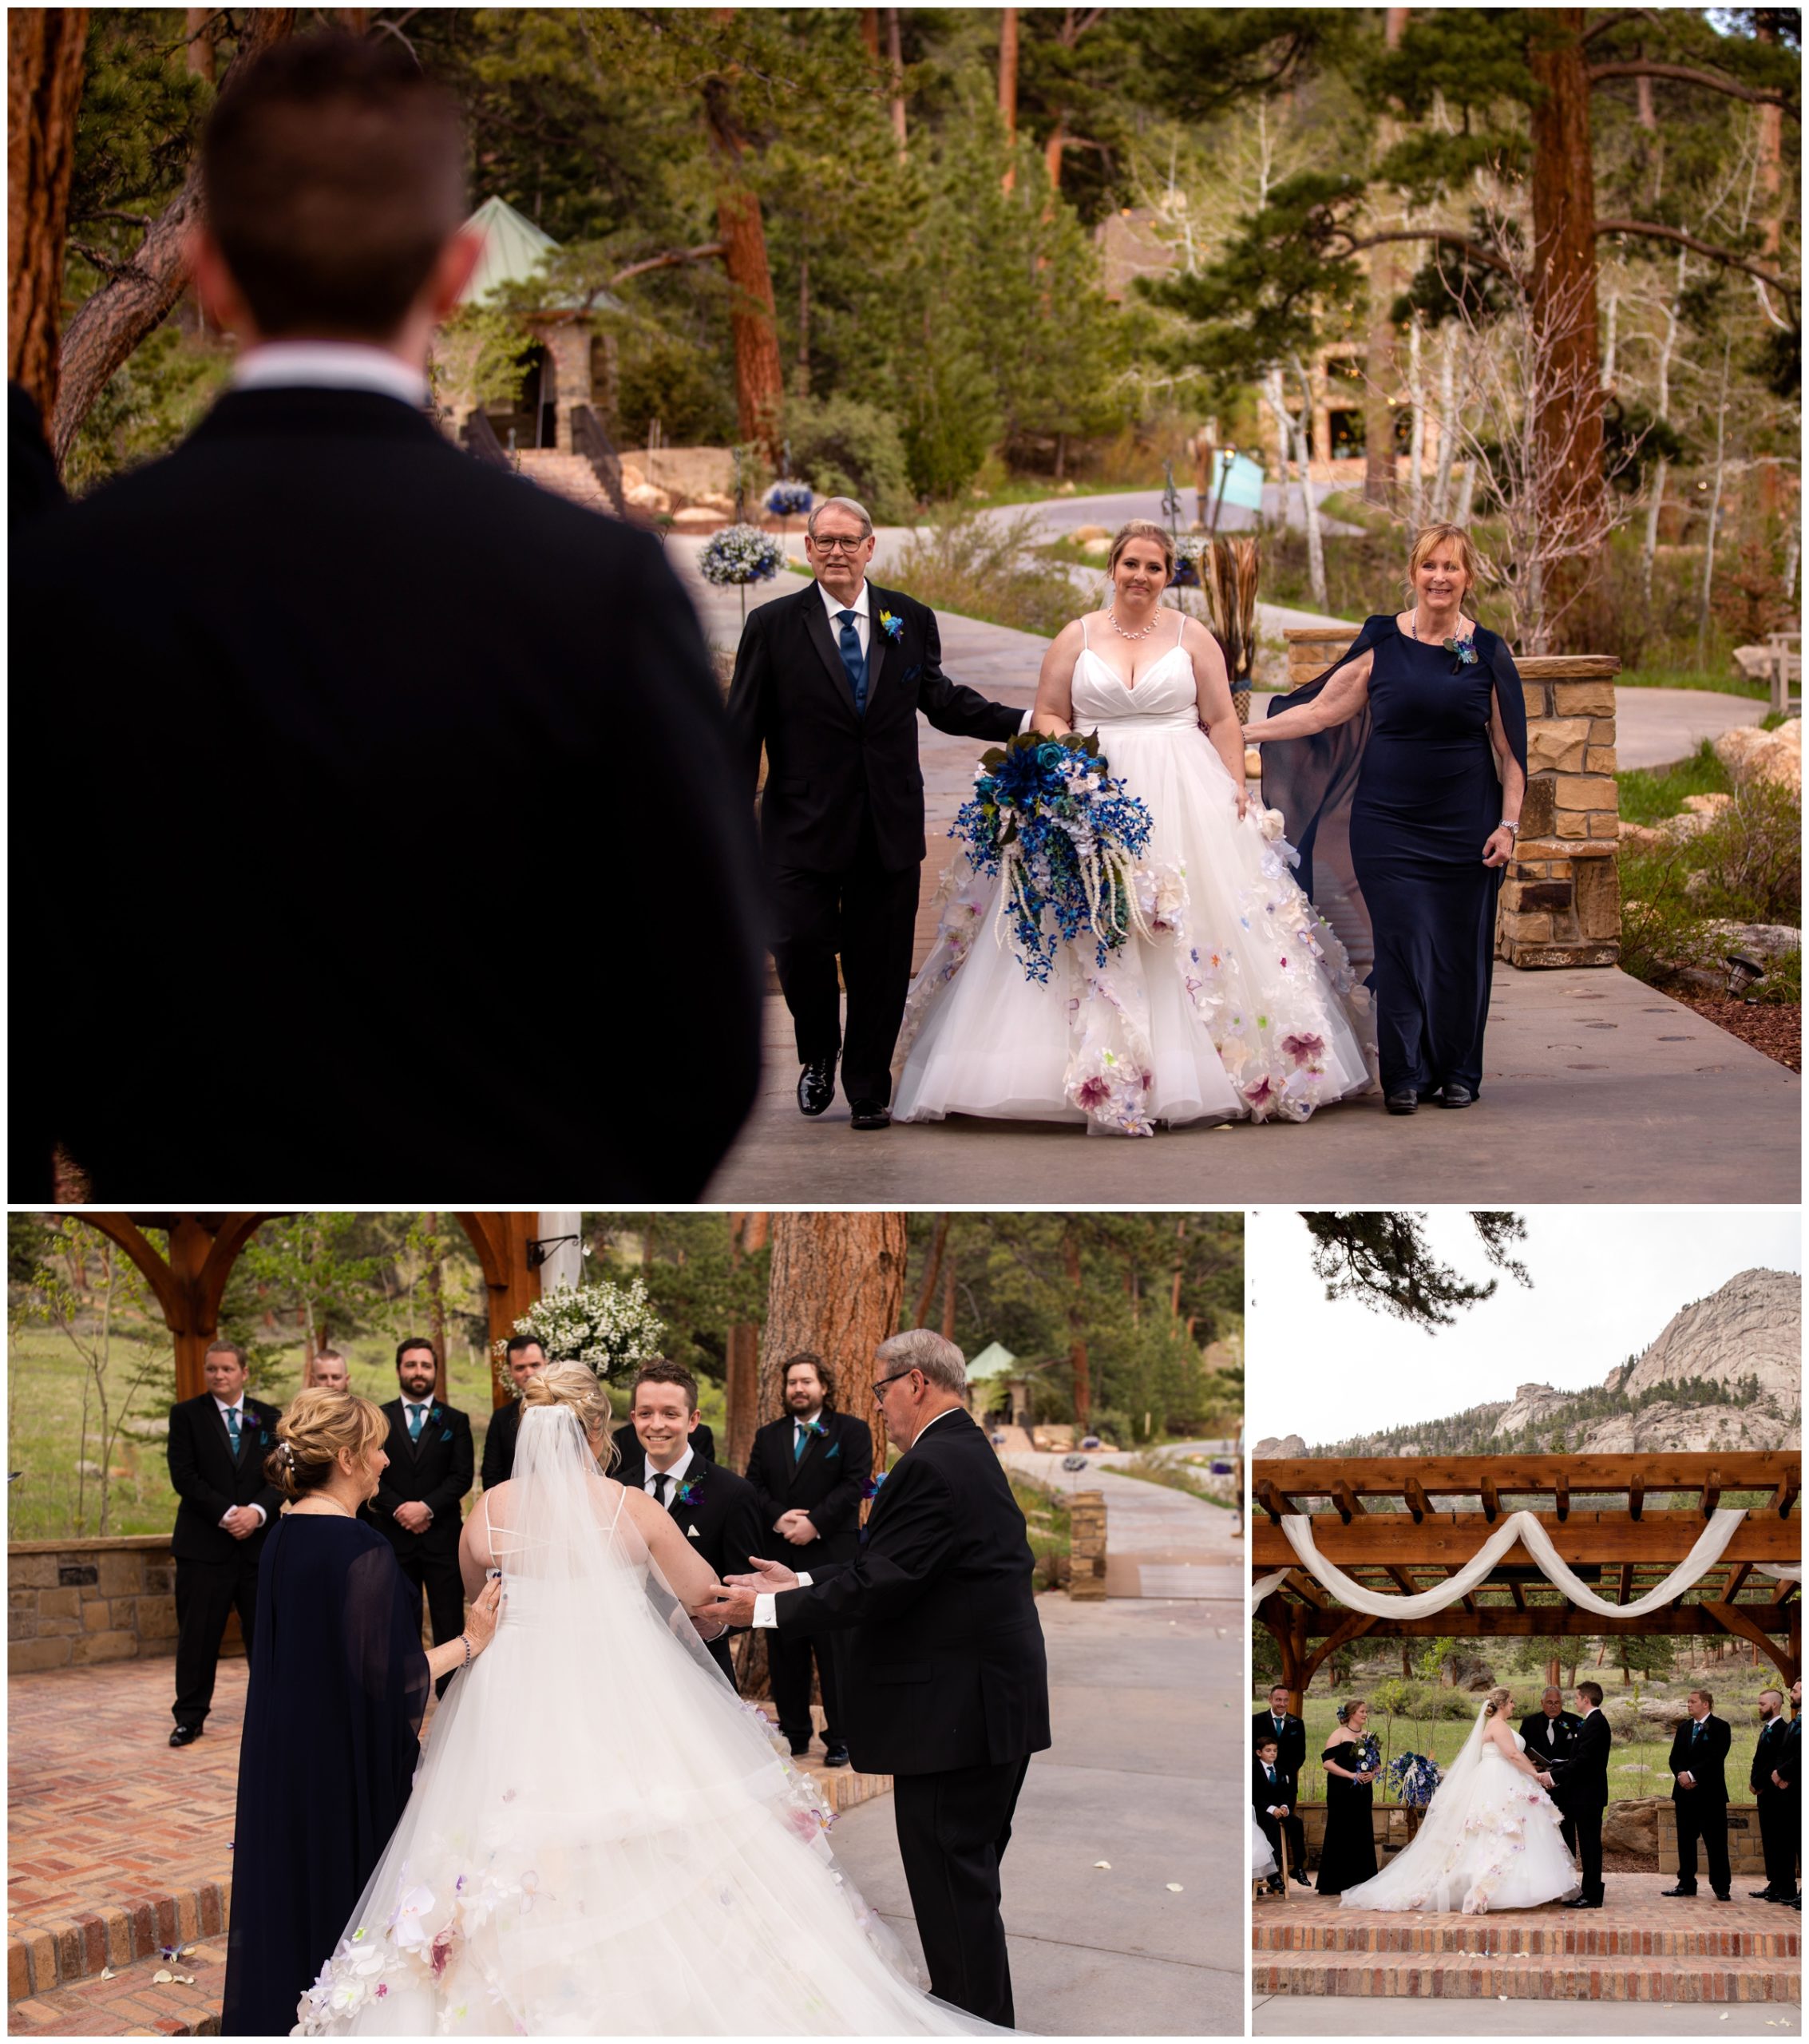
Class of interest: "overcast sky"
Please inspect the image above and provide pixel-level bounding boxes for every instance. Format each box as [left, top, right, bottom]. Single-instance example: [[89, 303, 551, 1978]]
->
[[1246, 1206, 1802, 1446]]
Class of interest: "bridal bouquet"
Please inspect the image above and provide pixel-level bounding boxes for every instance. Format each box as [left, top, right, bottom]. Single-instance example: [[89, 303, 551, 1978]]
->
[[494, 1277, 667, 1391], [1387, 1753, 1443, 1808], [951, 731, 1155, 984]]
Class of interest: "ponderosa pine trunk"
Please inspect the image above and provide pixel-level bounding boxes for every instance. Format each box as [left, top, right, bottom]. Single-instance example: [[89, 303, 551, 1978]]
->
[[702, 56, 784, 465], [1062, 1223, 1091, 1431], [999, 8, 1019, 191], [8, 8, 89, 428], [1361, 6, 1410, 505], [723, 1210, 768, 1472]]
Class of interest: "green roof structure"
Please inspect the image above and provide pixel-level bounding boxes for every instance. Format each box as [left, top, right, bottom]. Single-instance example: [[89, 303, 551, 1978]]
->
[[457, 195, 622, 314], [966, 1341, 1018, 1385]]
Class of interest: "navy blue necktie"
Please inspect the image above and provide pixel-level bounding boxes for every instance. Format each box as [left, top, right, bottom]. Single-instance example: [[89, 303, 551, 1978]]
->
[[836, 610, 868, 715]]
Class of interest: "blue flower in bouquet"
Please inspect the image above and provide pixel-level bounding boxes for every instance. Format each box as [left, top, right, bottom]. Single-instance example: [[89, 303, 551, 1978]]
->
[[1354, 1733, 1382, 1777], [1387, 1752, 1443, 1808], [766, 481, 813, 519], [699, 523, 785, 588], [952, 730, 1156, 984]]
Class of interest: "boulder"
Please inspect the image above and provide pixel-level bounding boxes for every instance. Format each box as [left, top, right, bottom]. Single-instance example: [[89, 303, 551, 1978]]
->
[[1713, 719, 1802, 792], [669, 505, 725, 531], [624, 481, 671, 516], [1601, 1796, 1665, 1858], [1637, 1695, 1692, 1727], [1253, 1434, 1307, 1460], [1071, 525, 1114, 544], [1703, 920, 1802, 964], [1617, 820, 1667, 853], [1681, 792, 1733, 818], [1446, 1652, 1495, 1692]]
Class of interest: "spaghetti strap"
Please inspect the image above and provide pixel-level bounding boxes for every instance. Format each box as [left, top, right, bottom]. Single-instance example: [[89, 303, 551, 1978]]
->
[[1175, 610, 1186, 649], [1081, 615, 1089, 649]]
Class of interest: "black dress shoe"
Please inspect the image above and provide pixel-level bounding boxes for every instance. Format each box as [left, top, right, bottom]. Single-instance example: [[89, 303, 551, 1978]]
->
[[1712, 1891, 1732, 1902], [797, 1057, 836, 1117], [1385, 1088, 1419, 1115], [1752, 1887, 1779, 1900], [1438, 1083, 1476, 1108], [822, 1745, 850, 1768], [848, 1099, 891, 1131], [1661, 1885, 1696, 1898], [169, 1724, 202, 1747], [786, 1736, 811, 1757], [1562, 1895, 1603, 1910]]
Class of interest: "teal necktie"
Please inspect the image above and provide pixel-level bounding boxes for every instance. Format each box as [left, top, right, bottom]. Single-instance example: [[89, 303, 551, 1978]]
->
[[225, 1405, 240, 1452], [835, 612, 868, 715], [408, 1403, 426, 1441], [794, 1423, 808, 1462]]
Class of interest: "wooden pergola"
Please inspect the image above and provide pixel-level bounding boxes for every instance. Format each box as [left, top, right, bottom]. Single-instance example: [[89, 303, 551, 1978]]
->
[[1253, 1452, 1802, 1708], [73, 1212, 545, 1404]]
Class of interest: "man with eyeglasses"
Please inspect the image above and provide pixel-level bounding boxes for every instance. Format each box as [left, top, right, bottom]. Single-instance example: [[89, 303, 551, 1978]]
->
[[702, 1330, 1050, 2027], [725, 495, 1028, 1131]]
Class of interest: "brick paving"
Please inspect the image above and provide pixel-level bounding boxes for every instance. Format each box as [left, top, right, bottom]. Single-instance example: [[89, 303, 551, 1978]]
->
[[1253, 1872, 1802, 2002], [8, 1658, 889, 2034]]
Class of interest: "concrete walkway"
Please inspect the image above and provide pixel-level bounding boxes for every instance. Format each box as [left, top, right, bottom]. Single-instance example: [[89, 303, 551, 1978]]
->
[[1002, 1448, 1245, 1601], [827, 1594, 1243, 2036]]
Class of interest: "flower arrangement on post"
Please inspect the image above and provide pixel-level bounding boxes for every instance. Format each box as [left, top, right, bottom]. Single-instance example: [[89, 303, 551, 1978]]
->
[[765, 481, 813, 548], [492, 1276, 667, 1393], [699, 522, 786, 624]]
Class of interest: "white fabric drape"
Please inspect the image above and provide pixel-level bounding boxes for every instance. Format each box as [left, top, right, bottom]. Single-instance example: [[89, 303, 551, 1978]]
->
[[1249, 1568, 1292, 1606], [1757, 1563, 1803, 1583], [1261, 1507, 1751, 1621]]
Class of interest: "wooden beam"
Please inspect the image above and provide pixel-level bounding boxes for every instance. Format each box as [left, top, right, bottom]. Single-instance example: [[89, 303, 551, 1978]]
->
[[1479, 1473, 1501, 1523], [1617, 1561, 1635, 1605], [1250, 1510, 1799, 1570], [1257, 1478, 1287, 1523], [1301, 1611, 1378, 1689], [1702, 1600, 1799, 1684], [1334, 1480, 1360, 1525], [1386, 1566, 1420, 1594], [1771, 1475, 1799, 1519], [1283, 1604, 1796, 1642], [453, 1212, 542, 1408], [1255, 1451, 1796, 1502], [1629, 1472, 1645, 1520], [1447, 1564, 1476, 1615], [1508, 1580, 1526, 1611], [1724, 1563, 1752, 1603], [1702, 1469, 1722, 1518], [1554, 1468, 1570, 1523], [1403, 1476, 1431, 1523]]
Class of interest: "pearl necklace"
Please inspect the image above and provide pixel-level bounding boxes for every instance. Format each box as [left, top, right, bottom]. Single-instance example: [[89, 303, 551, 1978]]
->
[[1107, 606, 1160, 640], [1409, 608, 1461, 644]]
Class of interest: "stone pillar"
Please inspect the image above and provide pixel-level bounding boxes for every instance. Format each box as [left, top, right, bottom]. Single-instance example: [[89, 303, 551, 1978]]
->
[[1068, 1489, 1107, 1600], [1278, 633, 1621, 967], [531, 315, 595, 454]]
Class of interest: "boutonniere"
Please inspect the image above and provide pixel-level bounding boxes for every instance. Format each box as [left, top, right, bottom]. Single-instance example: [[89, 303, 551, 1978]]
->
[[674, 1472, 704, 1506], [1443, 634, 1478, 669], [861, 1470, 887, 1501], [802, 1419, 829, 1440], [877, 609, 904, 643]]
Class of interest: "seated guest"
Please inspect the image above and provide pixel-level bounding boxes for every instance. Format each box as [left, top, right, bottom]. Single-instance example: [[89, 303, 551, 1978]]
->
[[220, 1388, 501, 2037], [1253, 1734, 1304, 1892], [166, 1340, 283, 1748], [362, 1337, 474, 1696], [304, 1347, 350, 1393], [619, 1361, 761, 1689], [745, 1352, 870, 1764], [481, 1335, 544, 1490]]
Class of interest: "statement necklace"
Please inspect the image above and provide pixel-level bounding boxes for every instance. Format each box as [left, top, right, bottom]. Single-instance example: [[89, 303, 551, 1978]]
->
[[1107, 606, 1160, 640]]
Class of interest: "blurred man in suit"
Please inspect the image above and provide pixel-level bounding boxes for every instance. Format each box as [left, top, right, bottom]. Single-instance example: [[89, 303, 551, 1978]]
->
[[165, 1341, 283, 1746], [1253, 1682, 1307, 1786], [481, 1335, 544, 1490], [745, 1352, 870, 1764], [363, 1337, 473, 1696], [707, 1331, 1050, 2026], [304, 1347, 350, 1392], [1665, 1687, 1732, 1900], [1521, 1686, 1582, 1853], [1751, 1688, 1797, 1903], [10, 30, 762, 1202], [618, 1361, 760, 1689]]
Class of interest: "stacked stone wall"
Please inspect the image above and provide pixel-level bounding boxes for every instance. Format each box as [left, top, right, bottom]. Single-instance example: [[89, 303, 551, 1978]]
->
[[6, 1537, 226, 1672]]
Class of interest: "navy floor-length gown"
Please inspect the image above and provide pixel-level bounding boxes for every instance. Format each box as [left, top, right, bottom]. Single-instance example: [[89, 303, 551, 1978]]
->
[[221, 1516, 430, 2036], [1263, 616, 1527, 1099], [1314, 1742, 1378, 1895]]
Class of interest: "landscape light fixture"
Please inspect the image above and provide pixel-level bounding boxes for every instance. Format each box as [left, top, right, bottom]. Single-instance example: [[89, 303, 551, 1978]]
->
[[526, 1233, 591, 1270], [1724, 952, 1766, 1002]]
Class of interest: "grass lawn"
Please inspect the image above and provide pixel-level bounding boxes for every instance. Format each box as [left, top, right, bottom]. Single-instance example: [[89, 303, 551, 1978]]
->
[[1617, 739, 1736, 824], [1113, 1452, 1237, 1507]]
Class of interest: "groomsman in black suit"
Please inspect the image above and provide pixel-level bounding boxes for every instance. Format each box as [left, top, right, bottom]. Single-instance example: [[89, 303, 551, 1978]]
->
[[612, 1416, 715, 1472], [617, 1361, 760, 1689], [481, 1336, 545, 1491], [1542, 1680, 1610, 1907], [1521, 1686, 1583, 1853], [724, 496, 1026, 1130], [363, 1337, 473, 1697], [1253, 1735, 1302, 1892], [1664, 1687, 1732, 1900], [1253, 1683, 1308, 1787], [707, 1331, 1051, 2028], [745, 1352, 871, 1763], [9, 30, 763, 1204], [1776, 1686, 1800, 1911], [165, 1341, 283, 1747], [1750, 1689, 1798, 1902]]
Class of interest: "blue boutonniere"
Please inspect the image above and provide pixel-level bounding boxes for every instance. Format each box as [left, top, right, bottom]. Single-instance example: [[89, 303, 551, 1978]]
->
[[1443, 634, 1478, 670], [861, 1470, 887, 1501], [674, 1472, 704, 1507], [878, 609, 904, 643]]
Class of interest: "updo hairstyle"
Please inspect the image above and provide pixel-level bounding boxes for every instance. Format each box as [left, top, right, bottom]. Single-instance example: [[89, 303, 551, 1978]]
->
[[267, 1388, 389, 1499], [1404, 523, 1484, 604], [1483, 1686, 1512, 1719], [521, 1360, 614, 1442], [1106, 520, 1176, 578], [1336, 1697, 1368, 1726]]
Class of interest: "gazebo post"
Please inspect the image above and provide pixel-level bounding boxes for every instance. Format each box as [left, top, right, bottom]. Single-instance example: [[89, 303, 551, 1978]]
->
[[73, 1213, 273, 1400], [453, 1214, 544, 1408]]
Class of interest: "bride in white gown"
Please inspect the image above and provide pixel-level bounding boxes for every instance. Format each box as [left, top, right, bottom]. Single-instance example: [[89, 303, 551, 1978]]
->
[[894, 522, 1372, 1135], [1339, 1688, 1579, 1915], [295, 1365, 1001, 2036]]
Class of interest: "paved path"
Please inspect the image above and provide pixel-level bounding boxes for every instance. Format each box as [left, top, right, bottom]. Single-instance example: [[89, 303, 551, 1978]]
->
[[828, 1595, 1242, 2036], [1003, 1448, 1244, 1600]]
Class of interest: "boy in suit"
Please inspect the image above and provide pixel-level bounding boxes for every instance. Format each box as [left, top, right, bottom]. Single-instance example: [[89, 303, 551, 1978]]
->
[[165, 1341, 283, 1745], [363, 1337, 473, 1695], [1253, 1734, 1301, 1893], [745, 1351, 871, 1762], [1665, 1687, 1732, 1900]]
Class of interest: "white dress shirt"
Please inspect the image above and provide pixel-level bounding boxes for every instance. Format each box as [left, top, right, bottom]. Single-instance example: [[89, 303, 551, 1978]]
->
[[214, 1396, 267, 1528], [817, 576, 871, 657], [231, 340, 429, 408], [643, 1443, 695, 1505]]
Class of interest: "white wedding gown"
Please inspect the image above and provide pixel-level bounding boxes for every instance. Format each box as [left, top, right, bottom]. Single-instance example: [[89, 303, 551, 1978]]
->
[[894, 615, 1373, 1135], [295, 1409, 1002, 2035], [1339, 1710, 1578, 1915]]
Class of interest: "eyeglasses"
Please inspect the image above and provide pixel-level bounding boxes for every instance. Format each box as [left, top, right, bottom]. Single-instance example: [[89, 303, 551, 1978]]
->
[[871, 1369, 918, 1406], [809, 533, 869, 552]]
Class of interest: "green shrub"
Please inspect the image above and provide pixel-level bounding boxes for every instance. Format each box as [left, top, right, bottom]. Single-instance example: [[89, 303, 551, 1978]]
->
[[787, 394, 916, 526], [616, 337, 738, 448], [890, 509, 1079, 637]]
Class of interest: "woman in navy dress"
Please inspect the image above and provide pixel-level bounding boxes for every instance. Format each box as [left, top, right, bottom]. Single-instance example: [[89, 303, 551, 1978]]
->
[[1315, 1699, 1380, 1895], [220, 1389, 501, 2037], [1251, 526, 1527, 1112]]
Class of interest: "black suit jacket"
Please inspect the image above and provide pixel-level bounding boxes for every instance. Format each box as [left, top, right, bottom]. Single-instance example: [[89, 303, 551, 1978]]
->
[[1253, 1709, 1307, 1782], [746, 1409, 873, 1563], [1752, 1715, 1791, 1796], [9, 387, 763, 1202], [1670, 1714, 1732, 1804], [1547, 1708, 1611, 1812], [617, 1452, 760, 1586], [481, 1400, 521, 1492], [1520, 1709, 1584, 1769], [774, 1408, 1051, 1777], [1253, 1755, 1297, 1816], [724, 580, 1023, 873], [609, 1420, 716, 1481], [1777, 1716, 1799, 1794], [167, 1394, 284, 1565], [363, 1399, 473, 1559]]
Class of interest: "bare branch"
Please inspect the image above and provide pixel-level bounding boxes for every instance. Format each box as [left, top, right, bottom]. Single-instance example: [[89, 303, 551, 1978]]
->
[[1588, 59, 1800, 122], [1593, 217, 1796, 295], [1336, 228, 1522, 281], [608, 240, 728, 287], [67, 240, 132, 278], [1581, 9, 1664, 43]]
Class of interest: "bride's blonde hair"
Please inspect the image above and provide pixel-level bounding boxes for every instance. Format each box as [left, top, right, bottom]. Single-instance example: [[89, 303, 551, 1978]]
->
[[520, 1360, 619, 1468], [1482, 1686, 1512, 1718]]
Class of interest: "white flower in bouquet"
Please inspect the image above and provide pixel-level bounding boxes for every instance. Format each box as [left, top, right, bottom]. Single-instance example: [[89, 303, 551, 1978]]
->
[[495, 1277, 667, 1390], [698, 523, 785, 588]]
